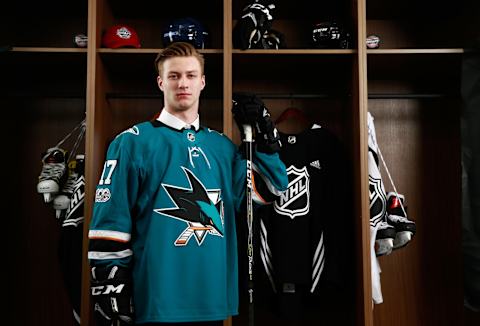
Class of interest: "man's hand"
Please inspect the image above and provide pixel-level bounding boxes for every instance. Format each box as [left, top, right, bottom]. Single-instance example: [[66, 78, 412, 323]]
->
[[232, 92, 282, 154]]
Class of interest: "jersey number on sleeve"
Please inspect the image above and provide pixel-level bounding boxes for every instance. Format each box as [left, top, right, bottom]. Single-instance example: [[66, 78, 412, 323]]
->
[[98, 160, 117, 185]]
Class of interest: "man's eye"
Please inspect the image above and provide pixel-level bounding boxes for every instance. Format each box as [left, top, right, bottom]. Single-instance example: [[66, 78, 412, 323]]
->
[[188, 74, 197, 78], [169, 75, 178, 79]]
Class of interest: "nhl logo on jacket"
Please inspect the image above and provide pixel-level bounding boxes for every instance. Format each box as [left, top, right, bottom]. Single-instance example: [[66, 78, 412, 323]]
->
[[274, 165, 310, 219], [186, 131, 195, 142]]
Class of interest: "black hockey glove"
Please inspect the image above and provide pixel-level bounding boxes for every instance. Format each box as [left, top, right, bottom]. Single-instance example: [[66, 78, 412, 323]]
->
[[90, 265, 134, 326], [253, 29, 287, 49], [233, 2, 275, 50], [232, 92, 282, 154]]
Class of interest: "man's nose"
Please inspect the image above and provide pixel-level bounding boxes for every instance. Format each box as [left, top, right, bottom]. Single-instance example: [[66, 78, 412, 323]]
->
[[178, 76, 188, 88]]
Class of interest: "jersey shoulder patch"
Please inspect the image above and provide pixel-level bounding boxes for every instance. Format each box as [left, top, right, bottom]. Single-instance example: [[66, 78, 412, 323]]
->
[[205, 126, 225, 137], [115, 121, 159, 140], [117, 125, 140, 137]]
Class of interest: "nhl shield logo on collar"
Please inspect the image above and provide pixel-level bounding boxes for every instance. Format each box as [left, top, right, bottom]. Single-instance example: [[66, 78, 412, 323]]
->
[[186, 131, 195, 142], [288, 136, 296, 144]]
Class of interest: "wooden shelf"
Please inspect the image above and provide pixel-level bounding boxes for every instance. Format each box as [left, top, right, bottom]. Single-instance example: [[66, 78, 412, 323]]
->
[[10, 47, 87, 53], [232, 49, 356, 54], [367, 48, 464, 54], [97, 48, 224, 54]]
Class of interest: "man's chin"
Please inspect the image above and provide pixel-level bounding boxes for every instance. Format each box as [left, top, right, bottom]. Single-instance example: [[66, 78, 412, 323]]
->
[[174, 101, 193, 111]]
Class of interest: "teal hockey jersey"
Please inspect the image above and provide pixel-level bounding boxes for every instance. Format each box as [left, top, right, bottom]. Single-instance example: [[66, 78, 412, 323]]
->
[[88, 119, 287, 323]]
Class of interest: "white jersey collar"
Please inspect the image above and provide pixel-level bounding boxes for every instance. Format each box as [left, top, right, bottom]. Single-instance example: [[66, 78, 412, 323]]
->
[[157, 109, 200, 131]]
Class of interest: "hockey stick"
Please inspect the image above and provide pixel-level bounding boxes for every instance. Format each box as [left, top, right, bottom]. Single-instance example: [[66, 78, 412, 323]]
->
[[243, 124, 255, 326]]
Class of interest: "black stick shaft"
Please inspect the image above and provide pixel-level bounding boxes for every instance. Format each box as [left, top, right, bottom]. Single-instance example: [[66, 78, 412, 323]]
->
[[243, 125, 254, 326]]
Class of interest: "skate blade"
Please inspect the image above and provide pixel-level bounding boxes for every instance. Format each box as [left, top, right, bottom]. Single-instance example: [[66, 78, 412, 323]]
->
[[393, 231, 413, 249], [42, 193, 53, 203], [53, 195, 70, 210], [37, 180, 59, 198], [375, 238, 394, 256], [55, 209, 65, 219]]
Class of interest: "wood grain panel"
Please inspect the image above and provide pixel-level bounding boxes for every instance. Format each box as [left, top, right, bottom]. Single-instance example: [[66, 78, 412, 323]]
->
[[370, 99, 463, 326], [2, 98, 85, 326]]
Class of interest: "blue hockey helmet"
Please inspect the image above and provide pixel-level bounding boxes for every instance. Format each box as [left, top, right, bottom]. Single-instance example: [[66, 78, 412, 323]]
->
[[162, 17, 209, 49]]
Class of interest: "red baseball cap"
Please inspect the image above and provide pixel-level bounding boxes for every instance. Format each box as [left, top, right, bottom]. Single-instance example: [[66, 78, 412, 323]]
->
[[102, 25, 141, 49]]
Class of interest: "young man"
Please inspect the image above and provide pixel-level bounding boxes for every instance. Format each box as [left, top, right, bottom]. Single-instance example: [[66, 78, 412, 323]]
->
[[88, 42, 287, 325]]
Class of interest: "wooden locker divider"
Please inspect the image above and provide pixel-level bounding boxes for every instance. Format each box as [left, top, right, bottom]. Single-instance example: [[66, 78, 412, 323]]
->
[[82, 0, 111, 325], [354, 0, 374, 325]]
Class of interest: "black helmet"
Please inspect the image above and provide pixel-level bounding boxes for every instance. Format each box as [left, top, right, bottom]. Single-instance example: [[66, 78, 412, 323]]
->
[[312, 21, 350, 49]]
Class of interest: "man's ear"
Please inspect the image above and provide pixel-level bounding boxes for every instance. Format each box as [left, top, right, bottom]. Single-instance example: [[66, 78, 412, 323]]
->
[[201, 75, 206, 90], [157, 76, 164, 91]]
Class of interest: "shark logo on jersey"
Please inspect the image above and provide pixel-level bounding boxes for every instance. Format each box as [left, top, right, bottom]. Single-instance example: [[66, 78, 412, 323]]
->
[[155, 167, 224, 246], [274, 165, 310, 219]]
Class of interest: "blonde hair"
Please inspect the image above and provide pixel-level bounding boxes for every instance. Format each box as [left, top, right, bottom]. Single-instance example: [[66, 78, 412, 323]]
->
[[154, 42, 205, 76]]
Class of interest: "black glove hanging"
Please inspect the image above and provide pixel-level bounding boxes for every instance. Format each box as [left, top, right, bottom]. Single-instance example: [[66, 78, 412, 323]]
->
[[232, 92, 282, 154]]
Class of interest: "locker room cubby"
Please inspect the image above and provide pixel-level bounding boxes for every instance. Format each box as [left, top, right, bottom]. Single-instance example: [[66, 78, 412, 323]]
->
[[367, 53, 464, 326], [0, 2, 88, 48], [2, 0, 480, 325], [1, 0, 89, 318]]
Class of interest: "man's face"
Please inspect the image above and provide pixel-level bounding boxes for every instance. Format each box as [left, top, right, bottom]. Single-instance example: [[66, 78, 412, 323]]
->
[[157, 56, 205, 114]]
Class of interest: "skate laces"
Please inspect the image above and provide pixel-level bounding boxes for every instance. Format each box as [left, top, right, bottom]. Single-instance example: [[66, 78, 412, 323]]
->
[[39, 148, 66, 182], [62, 157, 84, 193], [56, 119, 86, 154], [377, 147, 408, 218], [66, 121, 86, 163], [377, 221, 393, 230], [37, 118, 86, 207], [62, 172, 79, 193], [387, 214, 410, 223], [378, 220, 393, 229], [39, 162, 65, 180]]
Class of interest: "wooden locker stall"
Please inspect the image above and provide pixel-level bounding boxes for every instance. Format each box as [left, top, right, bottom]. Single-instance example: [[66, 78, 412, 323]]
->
[[367, 54, 463, 326], [0, 2, 88, 325], [230, 1, 362, 326], [230, 55, 358, 326], [366, 0, 480, 325]]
